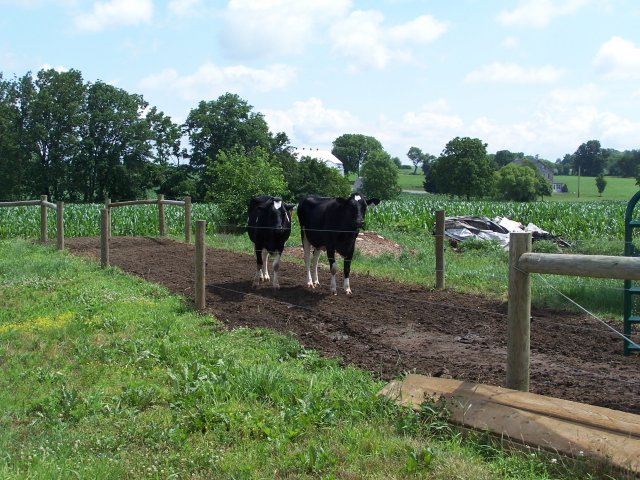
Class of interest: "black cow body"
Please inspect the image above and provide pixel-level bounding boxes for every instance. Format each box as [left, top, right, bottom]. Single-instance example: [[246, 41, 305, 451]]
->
[[247, 196, 293, 289], [297, 194, 380, 295]]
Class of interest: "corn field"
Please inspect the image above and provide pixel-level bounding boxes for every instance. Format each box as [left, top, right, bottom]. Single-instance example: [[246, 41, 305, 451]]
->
[[0, 197, 631, 242]]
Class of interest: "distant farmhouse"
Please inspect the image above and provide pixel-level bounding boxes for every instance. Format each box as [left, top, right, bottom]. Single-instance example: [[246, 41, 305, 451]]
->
[[513, 158, 565, 193], [293, 147, 344, 175]]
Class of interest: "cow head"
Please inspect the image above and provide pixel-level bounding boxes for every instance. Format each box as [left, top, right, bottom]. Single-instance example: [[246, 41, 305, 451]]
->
[[348, 193, 380, 229], [264, 197, 294, 233]]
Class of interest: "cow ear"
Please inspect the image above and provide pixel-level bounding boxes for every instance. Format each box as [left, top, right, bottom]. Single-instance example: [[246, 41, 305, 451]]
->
[[367, 198, 380, 206]]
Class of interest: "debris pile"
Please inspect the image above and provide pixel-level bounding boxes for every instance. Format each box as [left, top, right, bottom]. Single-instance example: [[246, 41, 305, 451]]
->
[[443, 216, 571, 249]]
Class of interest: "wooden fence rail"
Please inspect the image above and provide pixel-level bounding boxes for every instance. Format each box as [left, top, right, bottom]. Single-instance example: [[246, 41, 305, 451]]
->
[[0, 195, 64, 250], [104, 194, 191, 243], [507, 231, 640, 392]]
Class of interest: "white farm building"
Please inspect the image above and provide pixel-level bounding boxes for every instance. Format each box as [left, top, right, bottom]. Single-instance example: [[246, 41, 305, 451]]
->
[[293, 147, 344, 175]]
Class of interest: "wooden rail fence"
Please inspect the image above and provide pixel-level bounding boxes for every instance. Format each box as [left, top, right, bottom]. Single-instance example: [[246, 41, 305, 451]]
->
[[507, 231, 640, 391], [0, 195, 64, 250]]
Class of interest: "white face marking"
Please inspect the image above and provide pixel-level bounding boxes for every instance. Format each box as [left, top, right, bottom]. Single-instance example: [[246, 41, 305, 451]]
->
[[354, 195, 361, 202], [273, 200, 282, 210]]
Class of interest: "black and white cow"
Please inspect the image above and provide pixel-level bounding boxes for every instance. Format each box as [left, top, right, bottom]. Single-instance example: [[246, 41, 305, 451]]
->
[[247, 195, 294, 289], [297, 193, 380, 295]]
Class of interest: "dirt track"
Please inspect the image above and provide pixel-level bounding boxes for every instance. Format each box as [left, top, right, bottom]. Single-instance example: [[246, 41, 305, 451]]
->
[[65, 236, 640, 414]]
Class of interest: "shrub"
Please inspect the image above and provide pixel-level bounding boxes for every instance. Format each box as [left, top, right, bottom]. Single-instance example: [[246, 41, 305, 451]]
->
[[204, 147, 287, 228]]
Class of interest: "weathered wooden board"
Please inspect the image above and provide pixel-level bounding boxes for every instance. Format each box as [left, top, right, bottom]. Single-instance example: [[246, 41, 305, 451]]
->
[[379, 374, 640, 474]]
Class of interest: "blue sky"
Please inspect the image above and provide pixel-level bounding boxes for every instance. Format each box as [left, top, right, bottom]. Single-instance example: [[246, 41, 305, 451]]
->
[[2, 0, 640, 163]]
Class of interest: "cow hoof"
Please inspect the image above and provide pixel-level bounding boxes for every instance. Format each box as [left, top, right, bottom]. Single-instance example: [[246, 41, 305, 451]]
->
[[345, 289, 352, 295], [306, 282, 315, 289]]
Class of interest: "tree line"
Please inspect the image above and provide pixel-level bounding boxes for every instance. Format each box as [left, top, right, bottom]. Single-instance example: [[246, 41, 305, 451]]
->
[[4, 68, 636, 214], [0, 68, 403, 225]]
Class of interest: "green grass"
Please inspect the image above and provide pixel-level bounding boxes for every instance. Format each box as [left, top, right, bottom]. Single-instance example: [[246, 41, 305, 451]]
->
[[552, 175, 638, 201], [1, 239, 616, 479], [398, 171, 425, 191]]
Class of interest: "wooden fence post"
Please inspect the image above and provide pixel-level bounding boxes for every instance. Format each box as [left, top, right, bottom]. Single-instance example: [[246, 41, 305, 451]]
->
[[195, 220, 206, 310], [101, 208, 109, 268], [40, 195, 48, 243], [104, 198, 111, 239], [435, 209, 445, 290], [506, 232, 532, 392], [56, 201, 64, 251], [158, 194, 165, 237], [184, 196, 191, 243]]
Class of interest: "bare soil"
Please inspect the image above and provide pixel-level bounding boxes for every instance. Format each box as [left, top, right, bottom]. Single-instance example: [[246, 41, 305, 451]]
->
[[65, 235, 640, 415]]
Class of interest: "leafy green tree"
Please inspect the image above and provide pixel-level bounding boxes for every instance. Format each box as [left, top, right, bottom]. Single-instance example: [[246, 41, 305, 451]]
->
[[595, 173, 607, 196], [359, 150, 401, 200], [493, 150, 524, 169], [288, 157, 351, 200], [331, 134, 384, 176], [573, 140, 605, 176], [19, 69, 86, 200], [183, 93, 274, 169], [0, 74, 24, 200], [407, 146, 428, 174], [496, 163, 538, 201], [391, 156, 402, 169], [555, 153, 574, 175], [429, 137, 495, 200], [74, 81, 157, 202], [204, 147, 287, 228], [609, 150, 640, 177]]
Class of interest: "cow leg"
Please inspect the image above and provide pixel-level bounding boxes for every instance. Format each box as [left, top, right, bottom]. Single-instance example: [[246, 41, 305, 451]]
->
[[303, 235, 315, 288], [271, 251, 281, 289], [262, 249, 270, 282], [311, 248, 322, 287], [252, 246, 264, 288], [343, 257, 352, 295], [327, 248, 338, 295]]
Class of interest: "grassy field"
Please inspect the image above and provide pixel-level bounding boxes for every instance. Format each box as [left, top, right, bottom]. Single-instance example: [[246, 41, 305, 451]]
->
[[553, 175, 638, 201], [0, 239, 615, 479], [397, 171, 639, 201]]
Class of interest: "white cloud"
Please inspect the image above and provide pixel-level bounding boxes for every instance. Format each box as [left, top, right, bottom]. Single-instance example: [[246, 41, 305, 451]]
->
[[464, 62, 564, 83], [139, 62, 297, 101], [497, 0, 589, 28], [263, 97, 361, 146], [168, 0, 202, 17], [330, 11, 449, 72], [593, 36, 640, 79], [74, 0, 153, 32], [40, 63, 69, 72], [220, 0, 350, 59], [501, 36, 520, 48]]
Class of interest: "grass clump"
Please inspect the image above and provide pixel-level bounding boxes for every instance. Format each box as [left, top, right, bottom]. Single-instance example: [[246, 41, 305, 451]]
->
[[0, 239, 617, 478]]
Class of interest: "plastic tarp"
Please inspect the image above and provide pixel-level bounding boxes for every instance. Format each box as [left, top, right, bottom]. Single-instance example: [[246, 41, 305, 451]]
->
[[443, 216, 570, 248]]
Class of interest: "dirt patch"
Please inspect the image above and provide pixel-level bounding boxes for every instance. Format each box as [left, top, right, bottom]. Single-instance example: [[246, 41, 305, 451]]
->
[[284, 231, 403, 259], [65, 236, 640, 415]]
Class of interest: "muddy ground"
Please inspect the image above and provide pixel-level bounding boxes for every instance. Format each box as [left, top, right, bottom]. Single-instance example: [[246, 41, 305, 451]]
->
[[65, 235, 640, 414]]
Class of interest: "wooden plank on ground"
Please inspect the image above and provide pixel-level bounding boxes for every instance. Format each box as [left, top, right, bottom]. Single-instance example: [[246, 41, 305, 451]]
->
[[379, 374, 640, 474]]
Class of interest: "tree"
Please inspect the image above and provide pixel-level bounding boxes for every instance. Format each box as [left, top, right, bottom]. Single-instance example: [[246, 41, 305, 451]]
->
[[204, 147, 287, 228], [18, 69, 86, 200], [287, 157, 351, 200], [496, 163, 537, 201], [407, 146, 426, 174], [0, 74, 24, 199], [555, 153, 574, 175], [359, 150, 401, 200], [609, 149, 640, 177], [331, 134, 384, 176], [74, 81, 158, 202], [429, 137, 495, 200], [493, 150, 524, 169], [183, 93, 274, 169], [573, 140, 605, 177], [595, 173, 607, 196]]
